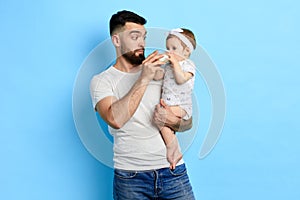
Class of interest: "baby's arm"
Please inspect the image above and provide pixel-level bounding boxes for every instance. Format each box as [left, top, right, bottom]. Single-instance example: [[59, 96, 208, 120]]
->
[[172, 63, 193, 84], [168, 53, 193, 84]]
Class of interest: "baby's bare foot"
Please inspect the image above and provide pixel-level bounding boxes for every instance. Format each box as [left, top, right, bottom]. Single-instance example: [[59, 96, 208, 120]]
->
[[166, 138, 182, 170]]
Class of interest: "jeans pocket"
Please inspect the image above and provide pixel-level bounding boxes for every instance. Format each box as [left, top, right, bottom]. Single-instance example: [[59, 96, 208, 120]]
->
[[168, 164, 187, 176], [114, 169, 137, 179]]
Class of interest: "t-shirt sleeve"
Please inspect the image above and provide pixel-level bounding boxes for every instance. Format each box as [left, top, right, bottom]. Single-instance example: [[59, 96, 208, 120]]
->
[[90, 73, 114, 109], [182, 60, 196, 76]]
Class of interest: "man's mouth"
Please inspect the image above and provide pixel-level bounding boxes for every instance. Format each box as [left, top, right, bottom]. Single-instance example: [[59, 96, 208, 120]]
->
[[135, 49, 144, 54]]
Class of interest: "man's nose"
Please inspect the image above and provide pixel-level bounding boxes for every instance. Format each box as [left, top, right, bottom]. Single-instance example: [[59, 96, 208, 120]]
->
[[138, 38, 145, 48]]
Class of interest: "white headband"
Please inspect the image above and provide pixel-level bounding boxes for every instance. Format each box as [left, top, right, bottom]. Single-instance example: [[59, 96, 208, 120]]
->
[[167, 28, 194, 52]]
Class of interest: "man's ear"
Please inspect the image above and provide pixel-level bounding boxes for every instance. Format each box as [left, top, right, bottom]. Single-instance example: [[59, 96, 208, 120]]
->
[[111, 34, 121, 47]]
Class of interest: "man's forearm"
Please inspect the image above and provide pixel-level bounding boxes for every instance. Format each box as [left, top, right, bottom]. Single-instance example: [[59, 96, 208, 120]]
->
[[110, 77, 150, 128]]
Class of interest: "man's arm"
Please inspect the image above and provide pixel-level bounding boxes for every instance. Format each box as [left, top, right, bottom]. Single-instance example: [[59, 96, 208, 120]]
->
[[96, 51, 164, 129], [153, 99, 192, 132], [96, 76, 150, 129]]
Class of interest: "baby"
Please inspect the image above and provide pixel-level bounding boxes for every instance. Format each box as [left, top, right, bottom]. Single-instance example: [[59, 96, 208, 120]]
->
[[155, 28, 196, 169]]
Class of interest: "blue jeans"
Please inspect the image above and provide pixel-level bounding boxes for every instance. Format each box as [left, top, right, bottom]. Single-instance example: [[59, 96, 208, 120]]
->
[[113, 163, 195, 200]]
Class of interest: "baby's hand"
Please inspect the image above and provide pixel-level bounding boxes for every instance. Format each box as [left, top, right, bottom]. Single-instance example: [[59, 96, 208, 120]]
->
[[166, 52, 179, 65]]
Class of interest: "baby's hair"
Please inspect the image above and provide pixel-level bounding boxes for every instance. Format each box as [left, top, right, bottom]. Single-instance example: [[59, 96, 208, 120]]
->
[[180, 28, 196, 50], [167, 28, 196, 51]]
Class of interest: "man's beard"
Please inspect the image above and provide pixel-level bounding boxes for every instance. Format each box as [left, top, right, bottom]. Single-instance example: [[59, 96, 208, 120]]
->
[[122, 49, 145, 65]]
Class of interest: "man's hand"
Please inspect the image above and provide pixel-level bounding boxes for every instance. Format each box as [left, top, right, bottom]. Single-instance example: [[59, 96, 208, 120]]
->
[[153, 99, 181, 131], [153, 99, 192, 132], [140, 51, 165, 82]]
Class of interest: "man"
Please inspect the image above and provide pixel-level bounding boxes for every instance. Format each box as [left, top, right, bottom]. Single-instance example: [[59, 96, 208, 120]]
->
[[90, 10, 195, 199]]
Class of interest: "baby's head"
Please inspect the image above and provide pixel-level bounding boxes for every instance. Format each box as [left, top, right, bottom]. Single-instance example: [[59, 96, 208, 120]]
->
[[166, 28, 196, 59]]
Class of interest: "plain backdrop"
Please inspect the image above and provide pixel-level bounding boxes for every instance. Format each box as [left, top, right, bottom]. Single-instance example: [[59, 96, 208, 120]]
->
[[1, 0, 299, 199]]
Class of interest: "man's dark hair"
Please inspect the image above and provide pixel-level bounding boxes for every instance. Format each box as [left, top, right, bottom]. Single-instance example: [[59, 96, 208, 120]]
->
[[109, 10, 147, 36]]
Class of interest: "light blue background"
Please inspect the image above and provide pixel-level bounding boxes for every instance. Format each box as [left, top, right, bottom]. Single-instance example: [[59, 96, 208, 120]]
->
[[1, 0, 299, 199]]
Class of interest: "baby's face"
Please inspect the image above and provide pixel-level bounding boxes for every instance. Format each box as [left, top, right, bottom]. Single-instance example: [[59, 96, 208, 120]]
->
[[166, 37, 186, 60]]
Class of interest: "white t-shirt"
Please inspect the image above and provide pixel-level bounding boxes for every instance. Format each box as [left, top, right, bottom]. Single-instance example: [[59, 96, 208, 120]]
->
[[90, 66, 183, 170], [162, 59, 195, 119]]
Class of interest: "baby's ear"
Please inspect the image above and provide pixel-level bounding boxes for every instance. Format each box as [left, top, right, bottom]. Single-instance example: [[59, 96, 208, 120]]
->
[[184, 46, 191, 57]]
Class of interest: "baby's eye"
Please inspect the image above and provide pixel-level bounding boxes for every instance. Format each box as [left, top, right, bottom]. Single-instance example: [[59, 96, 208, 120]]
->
[[172, 47, 177, 50]]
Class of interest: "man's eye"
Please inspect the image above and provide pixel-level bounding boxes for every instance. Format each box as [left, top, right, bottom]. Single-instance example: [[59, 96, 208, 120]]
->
[[131, 35, 138, 40]]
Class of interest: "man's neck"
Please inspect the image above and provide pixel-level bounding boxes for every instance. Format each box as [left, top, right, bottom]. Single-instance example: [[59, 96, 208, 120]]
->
[[114, 56, 141, 73]]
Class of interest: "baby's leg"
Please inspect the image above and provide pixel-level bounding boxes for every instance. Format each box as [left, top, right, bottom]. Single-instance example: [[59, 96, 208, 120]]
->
[[160, 106, 187, 169], [160, 126, 182, 169], [169, 106, 187, 119]]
